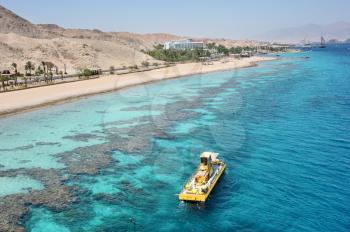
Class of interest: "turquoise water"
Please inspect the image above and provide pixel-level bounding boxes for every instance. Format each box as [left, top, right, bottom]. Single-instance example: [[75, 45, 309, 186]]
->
[[0, 45, 350, 231], [0, 175, 44, 196]]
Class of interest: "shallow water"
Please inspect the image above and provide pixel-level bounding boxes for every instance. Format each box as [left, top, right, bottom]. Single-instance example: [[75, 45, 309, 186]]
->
[[0, 175, 44, 196], [0, 45, 350, 231]]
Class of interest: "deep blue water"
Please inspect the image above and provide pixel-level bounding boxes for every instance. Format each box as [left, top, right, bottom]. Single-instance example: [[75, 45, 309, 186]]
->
[[0, 44, 350, 231]]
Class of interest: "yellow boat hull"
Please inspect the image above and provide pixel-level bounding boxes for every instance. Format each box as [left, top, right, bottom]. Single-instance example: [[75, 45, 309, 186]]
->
[[179, 163, 226, 202]]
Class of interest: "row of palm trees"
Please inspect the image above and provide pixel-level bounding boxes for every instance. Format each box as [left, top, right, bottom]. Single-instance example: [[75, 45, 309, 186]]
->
[[9, 61, 67, 77], [0, 61, 67, 91]]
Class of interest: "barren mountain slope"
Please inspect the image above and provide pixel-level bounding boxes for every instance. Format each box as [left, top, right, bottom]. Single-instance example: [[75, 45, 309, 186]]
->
[[0, 5, 159, 73], [0, 33, 155, 73]]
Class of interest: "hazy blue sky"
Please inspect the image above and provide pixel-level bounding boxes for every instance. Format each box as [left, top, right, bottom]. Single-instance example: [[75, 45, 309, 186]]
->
[[1, 0, 349, 39]]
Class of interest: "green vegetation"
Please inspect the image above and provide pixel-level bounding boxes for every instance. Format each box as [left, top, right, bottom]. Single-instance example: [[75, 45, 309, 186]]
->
[[39, 61, 57, 82], [11, 63, 18, 85], [46, 62, 55, 75], [145, 45, 210, 62], [217, 45, 229, 56], [145, 43, 245, 62], [146, 43, 289, 62], [35, 66, 44, 76], [0, 74, 7, 91], [82, 69, 93, 77], [79, 69, 101, 78], [229, 46, 256, 54], [24, 61, 35, 76]]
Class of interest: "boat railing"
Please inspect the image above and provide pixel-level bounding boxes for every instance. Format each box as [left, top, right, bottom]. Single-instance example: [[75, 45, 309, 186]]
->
[[182, 162, 224, 193], [207, 165, 222, 187]]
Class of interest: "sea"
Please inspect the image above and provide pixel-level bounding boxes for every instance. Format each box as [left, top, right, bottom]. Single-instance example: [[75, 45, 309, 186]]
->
[[0, 44, 349, 232]]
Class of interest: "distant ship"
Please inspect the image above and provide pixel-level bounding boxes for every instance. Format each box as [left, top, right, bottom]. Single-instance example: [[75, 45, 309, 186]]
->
[[320, 36, 326, 48]]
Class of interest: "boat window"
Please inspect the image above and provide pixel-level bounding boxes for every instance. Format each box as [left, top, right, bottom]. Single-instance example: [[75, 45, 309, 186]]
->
[[201, 157, 208, 165]]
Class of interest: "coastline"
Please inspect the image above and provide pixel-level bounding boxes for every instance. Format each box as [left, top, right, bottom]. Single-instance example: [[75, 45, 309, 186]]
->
[[0, 56, 276, 117]]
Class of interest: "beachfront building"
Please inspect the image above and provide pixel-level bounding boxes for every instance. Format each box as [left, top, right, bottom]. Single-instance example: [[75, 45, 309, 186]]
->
[[164, 39, 204, 50]]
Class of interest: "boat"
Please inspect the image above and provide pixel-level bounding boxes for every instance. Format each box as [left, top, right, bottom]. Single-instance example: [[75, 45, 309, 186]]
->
[[179, 152, 226, 202], [320, 36, 326, 48]]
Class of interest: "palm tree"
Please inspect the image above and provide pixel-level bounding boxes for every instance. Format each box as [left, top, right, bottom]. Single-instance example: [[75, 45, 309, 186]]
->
[[0, 74, 8, 91], [25, 61, 35, 76], [40, 61, 55, 82], [41, 61, 47, 75], [25, 61, 30, 75], [36, 66, 44, 75], [59, 71, 64, 80], [46, 62, 54, 73], [45, 62, 55, 82], [49, 71, 53, 82], [41, 61, 48, 83], [11, 63, 18, 86], [35, 66, 43, 84], [11, 63, 18, 74]]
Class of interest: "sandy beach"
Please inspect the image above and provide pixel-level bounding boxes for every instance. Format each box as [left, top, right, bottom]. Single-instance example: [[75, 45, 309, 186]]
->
[[0, 56, 275, 117]]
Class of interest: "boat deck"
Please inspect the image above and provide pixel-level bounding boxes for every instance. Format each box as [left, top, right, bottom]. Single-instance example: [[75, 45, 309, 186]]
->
[[179, 162, 225, 202]]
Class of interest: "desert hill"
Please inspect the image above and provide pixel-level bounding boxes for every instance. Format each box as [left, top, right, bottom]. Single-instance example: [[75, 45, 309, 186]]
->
[[0, 5, 261, 74]]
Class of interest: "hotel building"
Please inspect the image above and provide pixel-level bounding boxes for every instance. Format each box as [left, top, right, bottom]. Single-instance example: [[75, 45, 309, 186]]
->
[[164, 39, 204, 50]]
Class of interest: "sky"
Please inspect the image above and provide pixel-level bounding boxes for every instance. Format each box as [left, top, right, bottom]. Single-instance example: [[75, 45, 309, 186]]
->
[[1, 0, 350, 39]]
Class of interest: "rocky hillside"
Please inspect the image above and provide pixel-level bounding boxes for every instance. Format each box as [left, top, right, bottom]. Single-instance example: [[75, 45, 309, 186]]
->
[[0, 5, 185, 73], [0, 5, 59, 38]]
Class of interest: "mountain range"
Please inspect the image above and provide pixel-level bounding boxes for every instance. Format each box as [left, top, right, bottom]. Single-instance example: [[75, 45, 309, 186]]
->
[[256, 22, 350, 43]]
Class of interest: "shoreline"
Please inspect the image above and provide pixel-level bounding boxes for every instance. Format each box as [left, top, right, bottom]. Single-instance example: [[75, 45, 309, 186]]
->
[[0, 56, 276, 118]]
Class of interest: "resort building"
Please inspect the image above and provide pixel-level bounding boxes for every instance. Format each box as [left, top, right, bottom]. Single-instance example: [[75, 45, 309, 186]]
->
[[164, 39, 204, 50]]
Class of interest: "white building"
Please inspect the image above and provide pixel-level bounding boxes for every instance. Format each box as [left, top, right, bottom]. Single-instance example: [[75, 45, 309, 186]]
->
[[164, 39, 204, 50]]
